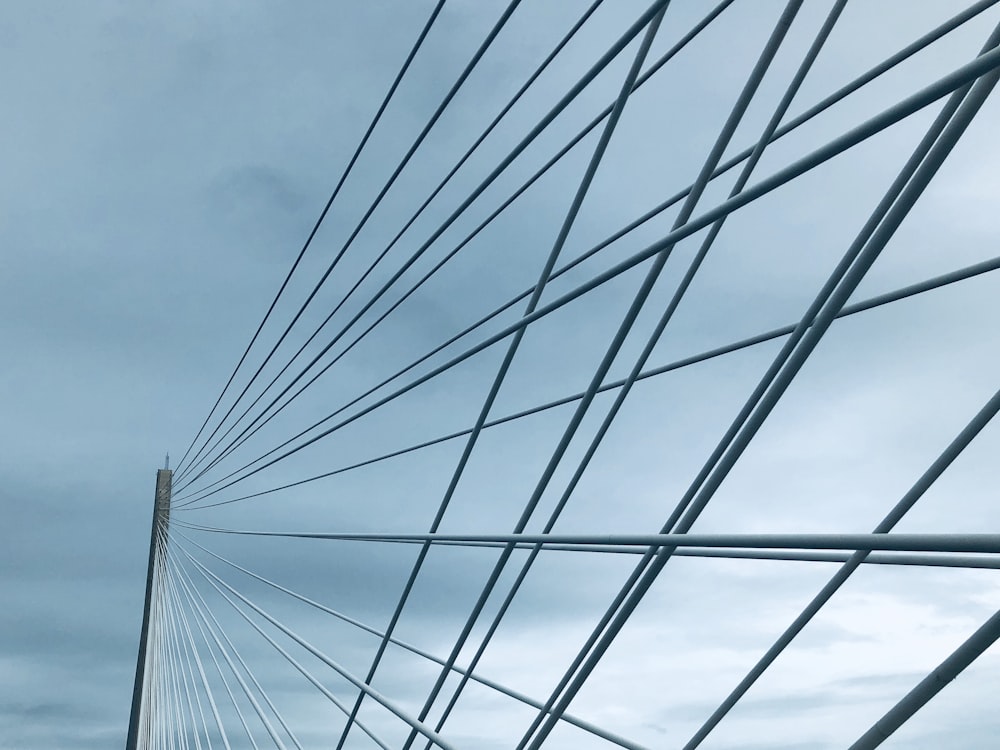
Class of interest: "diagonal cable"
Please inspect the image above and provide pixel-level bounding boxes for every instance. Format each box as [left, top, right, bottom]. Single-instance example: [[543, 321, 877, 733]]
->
[[174, 0, 446, 478], [166, 555, 290, 750], [176, 0, 612, 487], [173, 42, 1000, 506], [848, 607, 1000, 749], [423, 1, 844, 739], [517, 29, 1000, 749], [341, 6, 672, 747], [176, 0, 520, 483], [176, 0, 998, 492], [179, 532, 653, 750], [179, 254, 1000, 511], [176, 0, 718, 492], [174, 540, 457, 749]]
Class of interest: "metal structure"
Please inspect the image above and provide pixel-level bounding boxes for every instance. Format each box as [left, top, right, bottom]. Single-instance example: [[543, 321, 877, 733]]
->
[[128, 1, 1000, 747], [127, 466, 172, 750]]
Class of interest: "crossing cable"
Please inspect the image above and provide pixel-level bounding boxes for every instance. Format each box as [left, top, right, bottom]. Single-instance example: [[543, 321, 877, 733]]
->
[[421, 1, 851, 738], [405, 4, 806, 745], [181, 0, 998, 492], [171, 0, 702, 491], [179, 254, 1000, 510], [172, 42, 1000, 508], [168, 536, 394, 750], [174, 0, 447, 479], [178, 0, 615, 489], [174, 544, 458, 750], [167, 525, 1000, 747], [848, 606, 1000, 749], [166, 555, 290, 750], [178, 533, 652, 750], [681, 386, 1000, 748], [177, 45, 1000, 518], [522, 67, 996, 747], [174, 0, 814, 491], [175, 0, 740, 492], [176, 0, 718, 491], [168, 550, 304, 750], [176, 0, 521, 483], [162, 581, 214, 750], [729, 85, 1000, 712], [342, 6, 672, 748], [517, 36, 1000, 750], [170, 0, 754, 495], [175, 0, 999, 494], [172, 534, 1000, 750], [540, 55, 1000, 750]]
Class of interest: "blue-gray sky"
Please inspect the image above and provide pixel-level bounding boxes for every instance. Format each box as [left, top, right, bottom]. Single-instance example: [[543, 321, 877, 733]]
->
[[2, 1, 1000, 748]]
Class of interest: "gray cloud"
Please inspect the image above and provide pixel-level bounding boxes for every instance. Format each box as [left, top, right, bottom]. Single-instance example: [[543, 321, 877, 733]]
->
[[3, 1, 1000, 748]]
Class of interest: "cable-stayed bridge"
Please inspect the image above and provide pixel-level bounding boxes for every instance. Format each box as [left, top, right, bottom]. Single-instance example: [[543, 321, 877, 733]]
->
[[125, 1, 1000, 747]]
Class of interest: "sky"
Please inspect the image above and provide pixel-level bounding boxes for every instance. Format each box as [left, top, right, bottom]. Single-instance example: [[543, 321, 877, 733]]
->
[[2, 1, 1000, 748]]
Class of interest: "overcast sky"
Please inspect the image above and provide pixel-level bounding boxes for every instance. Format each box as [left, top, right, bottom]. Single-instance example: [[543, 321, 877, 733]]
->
[[2, 1, 1000, 748]]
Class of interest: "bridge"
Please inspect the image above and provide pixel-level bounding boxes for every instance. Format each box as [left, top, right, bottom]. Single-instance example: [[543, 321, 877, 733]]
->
[[123, 1, 1000, 747]]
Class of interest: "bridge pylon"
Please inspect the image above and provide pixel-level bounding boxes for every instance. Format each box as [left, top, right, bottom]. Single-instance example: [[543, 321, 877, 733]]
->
[[125, 467, 172, 750]]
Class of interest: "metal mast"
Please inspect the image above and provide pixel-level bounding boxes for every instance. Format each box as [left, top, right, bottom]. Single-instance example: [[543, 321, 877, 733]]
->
[[125, 465, 172, 750]]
